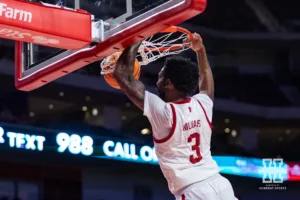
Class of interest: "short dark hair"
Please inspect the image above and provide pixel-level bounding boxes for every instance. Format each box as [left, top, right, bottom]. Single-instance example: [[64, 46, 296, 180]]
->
[[163, 56, 199, 95]]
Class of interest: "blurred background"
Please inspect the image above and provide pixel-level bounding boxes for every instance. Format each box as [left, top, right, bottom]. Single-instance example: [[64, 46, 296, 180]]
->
[[0, 0, 300, 200]]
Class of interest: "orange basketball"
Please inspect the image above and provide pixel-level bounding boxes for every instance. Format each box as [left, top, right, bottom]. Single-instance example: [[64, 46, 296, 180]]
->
[[103, 52, 141, 89]]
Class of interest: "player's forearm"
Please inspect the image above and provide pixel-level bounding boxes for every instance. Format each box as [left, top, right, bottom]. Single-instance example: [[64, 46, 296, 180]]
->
[[113, 42, 142, 81], [196, 47, 214, 100], [113, 42, 145, 110]]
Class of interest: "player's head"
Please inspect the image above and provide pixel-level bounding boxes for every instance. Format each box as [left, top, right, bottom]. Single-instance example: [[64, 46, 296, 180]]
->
[[156, 56, 199, 101]]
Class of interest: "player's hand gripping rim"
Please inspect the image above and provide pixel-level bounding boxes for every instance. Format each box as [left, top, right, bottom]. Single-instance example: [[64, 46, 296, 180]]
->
[[183, 33, 204, 51]]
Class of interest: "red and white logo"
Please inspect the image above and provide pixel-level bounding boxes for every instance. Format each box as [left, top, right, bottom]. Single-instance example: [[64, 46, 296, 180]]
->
[[290, 164, 300, 176], [32, 36, 59, 45], [0, 28, 59, 45], [287, 162, 300, 181]]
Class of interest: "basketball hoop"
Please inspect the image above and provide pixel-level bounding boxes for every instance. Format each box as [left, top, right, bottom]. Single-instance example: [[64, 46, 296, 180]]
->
[[101, 26, 193, 75]]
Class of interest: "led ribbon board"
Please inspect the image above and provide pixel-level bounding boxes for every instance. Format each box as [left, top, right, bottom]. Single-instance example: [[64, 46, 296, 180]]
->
[[0, 123, 290, 180], [0, 124, 158, 163]]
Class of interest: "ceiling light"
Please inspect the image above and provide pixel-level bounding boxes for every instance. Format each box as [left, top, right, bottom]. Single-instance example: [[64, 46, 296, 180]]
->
[[48, 104, 54, 110], [231, 130, 237, 137], [82, 106, 88, 112], [141, 128, 151, 135], [224, 128, 230, 133], [92, 108, 98, 116]]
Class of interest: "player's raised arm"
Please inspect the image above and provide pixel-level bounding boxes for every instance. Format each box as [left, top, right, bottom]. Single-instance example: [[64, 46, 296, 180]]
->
[[190, 33, 214, 101], [113, 42, 145, 110]]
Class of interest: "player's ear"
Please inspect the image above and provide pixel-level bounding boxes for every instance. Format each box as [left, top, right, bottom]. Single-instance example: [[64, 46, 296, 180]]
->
[[165, 79, 173, 88]]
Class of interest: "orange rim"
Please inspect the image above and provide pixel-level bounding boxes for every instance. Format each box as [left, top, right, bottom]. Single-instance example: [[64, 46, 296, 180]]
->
[[144, 26, 193, 52]]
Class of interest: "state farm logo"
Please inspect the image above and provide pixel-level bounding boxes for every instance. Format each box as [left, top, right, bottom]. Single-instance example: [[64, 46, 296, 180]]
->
[[0, 3, 32, 23], [0, 28, 59, 45]]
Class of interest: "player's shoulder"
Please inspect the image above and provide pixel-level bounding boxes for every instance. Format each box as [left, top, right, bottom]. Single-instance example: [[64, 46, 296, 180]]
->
[[144, 90, 172, 114], [192, 93, 213, 107]]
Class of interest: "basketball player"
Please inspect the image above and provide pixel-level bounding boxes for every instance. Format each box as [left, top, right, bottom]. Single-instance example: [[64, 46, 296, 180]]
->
[[113, 33, 235, 200]]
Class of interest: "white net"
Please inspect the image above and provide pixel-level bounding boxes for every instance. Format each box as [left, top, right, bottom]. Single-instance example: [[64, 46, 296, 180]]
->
[[100, 31, 191, 75]]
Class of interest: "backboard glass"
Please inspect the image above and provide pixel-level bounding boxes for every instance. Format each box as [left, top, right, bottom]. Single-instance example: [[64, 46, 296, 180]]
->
[[14, 0, 206, 91]]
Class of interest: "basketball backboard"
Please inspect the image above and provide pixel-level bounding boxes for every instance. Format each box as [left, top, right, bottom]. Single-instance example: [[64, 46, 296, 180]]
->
[[13, 0, 206, 91]]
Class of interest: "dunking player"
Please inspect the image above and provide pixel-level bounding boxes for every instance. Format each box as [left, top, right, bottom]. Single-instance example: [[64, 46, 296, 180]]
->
[[113, 33, 235, 200]]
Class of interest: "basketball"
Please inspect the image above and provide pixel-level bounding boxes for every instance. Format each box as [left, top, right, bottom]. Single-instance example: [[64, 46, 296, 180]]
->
[[103, 52, 141, 89]]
